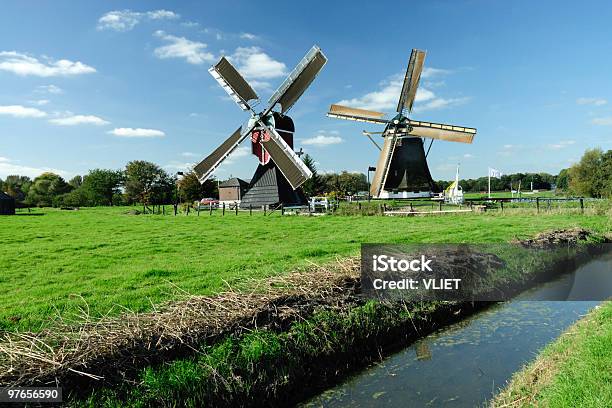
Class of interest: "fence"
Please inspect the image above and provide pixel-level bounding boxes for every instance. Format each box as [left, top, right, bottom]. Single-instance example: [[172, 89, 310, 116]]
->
[[136, 196, 607, 217]]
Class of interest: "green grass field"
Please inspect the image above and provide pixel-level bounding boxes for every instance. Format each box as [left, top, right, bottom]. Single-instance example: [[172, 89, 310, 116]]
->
[[1, 206, 610, 331]]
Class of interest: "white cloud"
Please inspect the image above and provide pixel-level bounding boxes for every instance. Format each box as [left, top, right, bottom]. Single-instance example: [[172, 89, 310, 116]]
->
[[240, 33, 258, 40], [181, 152, 199, 157], [591, 117, 612, 126], [0, 51, 95, 77], [223, 146, 250, 164], [576, 97, 607, 106], [49, 114, 110, 126], [29, 99, 50, 106], [0, 157, 68, 179], [463, 153, 475, 159], [109, 128, 165, 138], [181, 21, 200, 28], [0, 105, 47, 118], [547, 140, 576, 150], [337, 69, 466, 113], [153, 31, 215, 65], [164, 161, 194, 171], [36, 84, 63, 94], [421, 67, 452, 79], [413, 96, 470, 113], [230, 47, 286, 80], [301, 133, 343, 147], [97, 9, 179, 31]]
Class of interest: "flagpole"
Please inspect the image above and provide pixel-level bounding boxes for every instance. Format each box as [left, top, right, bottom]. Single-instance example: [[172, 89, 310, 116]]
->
[[488, 168, 491, 199]]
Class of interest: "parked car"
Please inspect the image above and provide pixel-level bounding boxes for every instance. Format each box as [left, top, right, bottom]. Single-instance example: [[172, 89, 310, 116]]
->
[[200, 198, 219, 208]]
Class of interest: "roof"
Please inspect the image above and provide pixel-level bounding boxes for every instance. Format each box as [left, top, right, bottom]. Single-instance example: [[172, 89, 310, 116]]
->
[[0, 191, 15, 200], [219, 177, 249, 189]]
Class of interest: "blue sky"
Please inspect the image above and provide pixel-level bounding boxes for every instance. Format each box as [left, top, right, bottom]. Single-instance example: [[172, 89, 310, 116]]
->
[[1, 1, 611, 181]]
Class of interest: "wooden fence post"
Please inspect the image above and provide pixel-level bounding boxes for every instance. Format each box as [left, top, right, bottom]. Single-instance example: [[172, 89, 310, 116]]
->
[[536, 197, 540, 213], [580, 198, 584, 214], [249, 204, 252, 216], [209, 203, 213, 216], [501, 201, 504, 212], [281, 203, 284, 215], [222, 203, 225, 216], [264, 205, 267, 216], [439, 201, 442, 211], [235, 204, 238, 216]]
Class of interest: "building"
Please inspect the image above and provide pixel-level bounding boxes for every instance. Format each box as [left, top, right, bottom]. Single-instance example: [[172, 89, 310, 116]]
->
[[218, 178, 249, 205], [0, 192, 16, 215]]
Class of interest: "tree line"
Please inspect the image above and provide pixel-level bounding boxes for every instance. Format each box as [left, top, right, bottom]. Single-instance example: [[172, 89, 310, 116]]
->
[[1, 148, 609, 207], [441, 148, 610, 198], [0, 161, 217, 208]]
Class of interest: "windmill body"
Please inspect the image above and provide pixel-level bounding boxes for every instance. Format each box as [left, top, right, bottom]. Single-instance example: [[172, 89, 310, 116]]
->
[[327, 49, 476, 199], [193, 46, 327, 208]]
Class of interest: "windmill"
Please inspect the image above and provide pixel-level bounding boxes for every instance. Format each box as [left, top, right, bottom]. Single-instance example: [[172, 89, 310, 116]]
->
[[327, 49, 476, 199], [194, 45, 327, 208]]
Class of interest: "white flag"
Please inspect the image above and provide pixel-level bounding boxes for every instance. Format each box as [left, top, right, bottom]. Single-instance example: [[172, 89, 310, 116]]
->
[[488, 167, 503, 178]]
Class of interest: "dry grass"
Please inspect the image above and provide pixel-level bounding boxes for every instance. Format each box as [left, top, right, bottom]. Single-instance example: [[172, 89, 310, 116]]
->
[[0, 258, 360, 388]]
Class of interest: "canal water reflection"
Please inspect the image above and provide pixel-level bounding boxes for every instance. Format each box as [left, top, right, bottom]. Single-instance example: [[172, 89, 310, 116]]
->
[[302, 252, 611, 407]]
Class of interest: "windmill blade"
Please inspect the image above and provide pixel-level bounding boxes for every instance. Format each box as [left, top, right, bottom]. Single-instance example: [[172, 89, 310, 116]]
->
[[370, 134, 398, 197], [258, 123, 313, 189], [397, 49, 426, 113], [407, 120, 476, 143], [209, 56, 258, 111], [193, 126, 251, 183], [265, 45, 327, 115], [327, 104, 389, 124]]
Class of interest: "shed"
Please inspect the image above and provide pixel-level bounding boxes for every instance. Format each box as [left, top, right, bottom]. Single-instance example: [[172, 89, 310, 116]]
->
[[218, 178, 249, 202], [0, 192, 16, 215]]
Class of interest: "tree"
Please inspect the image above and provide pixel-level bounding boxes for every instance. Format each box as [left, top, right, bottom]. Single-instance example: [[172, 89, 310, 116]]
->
[[300, 154, 324, 197], [556, 168, 570, 190], [26, 172, 72, 207], [321, 171, 368, 196], [81, 169, 123, 206], [177, 171, 218, 202], [124, 161, 174, 205], [68, 175, 83, 189], [567, 148, 611, 198], [3, 175, 32, 202]]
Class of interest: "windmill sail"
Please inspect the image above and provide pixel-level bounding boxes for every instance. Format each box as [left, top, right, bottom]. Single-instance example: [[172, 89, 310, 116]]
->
[[209, 57, 259, 111], [266, 46, 327, 114], [260, 125, 313, 189], [194, 126, 250, 182], [407, 120, 476, 144], [397, 49, 426, 113], [327, 104, 389, 124], [369, 134, 397, 197]]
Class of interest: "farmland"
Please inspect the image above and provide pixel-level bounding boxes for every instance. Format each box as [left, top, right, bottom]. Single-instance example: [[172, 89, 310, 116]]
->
[[1, 205, 610, 332]]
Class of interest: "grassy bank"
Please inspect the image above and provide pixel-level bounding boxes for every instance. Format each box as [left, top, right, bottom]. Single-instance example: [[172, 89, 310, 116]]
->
[[73, 301, 483, 408], [54, 237, 605, 407], [1, 206, 610, 331], [492, 301, 612, 407]]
